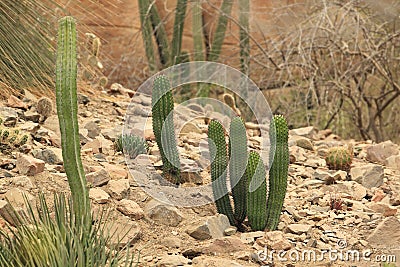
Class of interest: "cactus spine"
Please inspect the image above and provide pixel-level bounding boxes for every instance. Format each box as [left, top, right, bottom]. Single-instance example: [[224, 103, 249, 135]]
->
[[246, 151, 267, 231], [265, 115, 289, 230], [208, 119, 235, 225], [325, 146, 353, 172], [56, 16, 90, 231], [229, 117, 248, 225], [152, 75, 181, 184]]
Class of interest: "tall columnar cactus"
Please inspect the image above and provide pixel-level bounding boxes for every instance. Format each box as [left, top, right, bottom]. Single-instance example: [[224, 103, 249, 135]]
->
[[246, 151, 267, 231], [138, 0, 157, 72], [208, 119, 235, 225], [265, 115, 289, 230], [171, 0, 188, 64], [152, 75, 181, 184], [56, 16, 90, 231], [229, 117, 248, 225]]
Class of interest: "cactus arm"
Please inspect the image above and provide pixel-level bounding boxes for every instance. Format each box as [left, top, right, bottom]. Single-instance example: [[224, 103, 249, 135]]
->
[[229, 117, 248, 225], [56, 16, 90, 229], [238, 0, 250, 76], [246, 151, 267, 231], [208, 0, 234, 62], [208, 119, 235, 225], [148, 2, 171, 67], [170, 0, 188, 64], [138, 0, 157, 72], [266, 115, 289, 230], [152, 75, 181, 184]]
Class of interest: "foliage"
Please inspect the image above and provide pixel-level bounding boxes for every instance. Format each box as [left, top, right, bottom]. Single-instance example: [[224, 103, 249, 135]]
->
[[0, 194, 138, 267], [151, 75, 181, 184], [115, 134, 148, 159]]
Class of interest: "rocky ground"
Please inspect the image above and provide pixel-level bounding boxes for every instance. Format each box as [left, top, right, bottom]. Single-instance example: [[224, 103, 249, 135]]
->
[[1, 84, 400, 267]]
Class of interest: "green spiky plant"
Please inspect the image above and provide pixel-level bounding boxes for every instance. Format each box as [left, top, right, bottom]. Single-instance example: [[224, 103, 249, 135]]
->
[[229, 117, 248, 225], [138, 0, 157, 72], [265, 114, 289, 230], [208, 115, 289, 231], [115, 134, 148, 159], [246, 151, 267, 230], [325, 146, 353, 172], [152, 75, 181, 184], [0, 126, 29, 153], [208, 119, 235, 225]]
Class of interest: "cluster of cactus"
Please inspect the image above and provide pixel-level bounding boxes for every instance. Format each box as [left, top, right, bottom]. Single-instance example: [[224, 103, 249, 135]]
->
[[325, 145, 353, 172], [81, 33, 108, 89], [115, 134, 148, 159], [0, 117, 29, 153], [208, 115, 289, 231], [36, 96, 53, 122], [151, 75, 181, 184]]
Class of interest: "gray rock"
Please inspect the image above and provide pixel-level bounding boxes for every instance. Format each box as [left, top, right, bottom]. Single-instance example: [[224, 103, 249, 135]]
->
[[367, 216, 400, 247], [12, 176, 34, 189], [366, 140, 399, 164], [0, 199, 25, 226], [350, 163, 384, 189], [102, 216, 141, 247], [16, 154, 45, 176], [86, 168, 111, 187], [107, 179, 130, 200], [84, 121, 101, 139], [240, 231, 265, 244], [290, 135, 314, 151], [186, 214, 231, 240], [160, 237, 182, 248], [23, 110, 40, 123], [289, 126, 316, 138], [117, 199, 144, 219], [32, 148, 63, 164], [224, 226, 237, 236], [385, 154, 400, 171], [145, 199, 183, 227]]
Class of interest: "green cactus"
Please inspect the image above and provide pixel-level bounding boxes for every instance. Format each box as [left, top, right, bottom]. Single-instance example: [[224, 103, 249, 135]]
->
[[246, 151, 267, 231], [115, 134, 148, 159], [152, 75, 181, 184], [229, 117, 248, 225], [208, 119, 235, 225], [138, 0, 157, 72], [265, 115, 289, 230], [0, 126, 30, 153], [170, 0, 188, 64], [325, 146, 353, 172], [56, 16, 90, 232]]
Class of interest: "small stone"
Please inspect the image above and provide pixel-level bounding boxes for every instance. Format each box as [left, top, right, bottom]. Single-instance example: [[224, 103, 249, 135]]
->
[[32, 148, 63, 164], [107, 179, 130, 200], [89, 188, 110, 204], [291, 136, 314, 151], [366, 140, 399, 164], [82, 135, 114, 155], [180, 122, 202, 135], [86, 168, 111, 187], [240, 231, 265, 244], [0, 107, 18, 127], [145, 199, 183, 227], [12, 176, 34, 189], [257, 231, 292, 251], [7, 95, 28, 110], [160, 237, 182, 248], [224, 226, 237, 236], [16, 154, 45, 176], [192, 256, 243, 267], [286, 224, 312, 234], [289, 126, 316, 138], [385, 154, 400, 171], [84, 121, 101, 139], [101, 162, 128, 179], [23, 110, 40, 123], [117, 199, 144, 220], [202, 237, 247, 255], [103, 216, 141, 247], [180, 169, 203, 184], [0, 200, 24, 226], [350, 164, 384, 189], [366, 202, 397, 217], [367, 216, 400, 247], [156, 255, 190, 267], [4, 188, 34, 208], [186, 214, 230, 240]]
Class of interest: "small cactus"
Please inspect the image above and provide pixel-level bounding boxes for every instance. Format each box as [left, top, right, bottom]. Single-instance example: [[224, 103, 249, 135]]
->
[[152, 75, 181, 184], [92, 37, 101, 57], [0, 126, 30, 153], [37, 96, 53, 122], [325, 145, 353, 172], [115, 134, 148, 159]]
